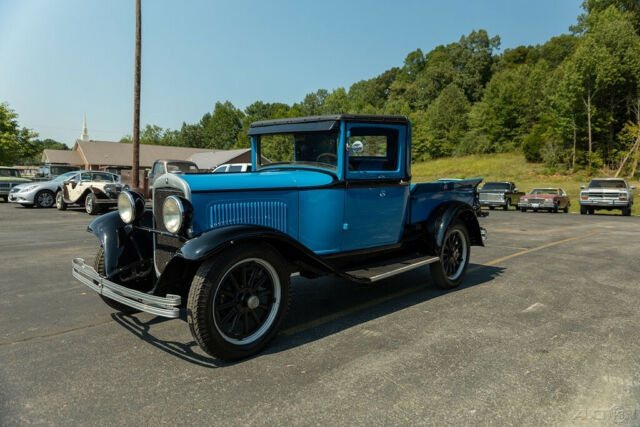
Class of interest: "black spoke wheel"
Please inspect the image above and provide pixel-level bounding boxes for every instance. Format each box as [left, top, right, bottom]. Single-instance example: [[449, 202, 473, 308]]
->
[[187, 243, 290, 361], [430, 223, 470, 289]]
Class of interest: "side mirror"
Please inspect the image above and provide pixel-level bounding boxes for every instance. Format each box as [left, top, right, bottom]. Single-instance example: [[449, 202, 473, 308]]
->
[[632, 185, 637, 190], [349, 140, 364, 155], [580, 185, 585, 189], [513, 187, 519, 193]]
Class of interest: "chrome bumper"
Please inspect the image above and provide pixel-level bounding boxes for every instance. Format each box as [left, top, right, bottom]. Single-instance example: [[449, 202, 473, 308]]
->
[[519, 202, 555, 209], [580, 199, 629, 207], [72, 258, 181, 318]]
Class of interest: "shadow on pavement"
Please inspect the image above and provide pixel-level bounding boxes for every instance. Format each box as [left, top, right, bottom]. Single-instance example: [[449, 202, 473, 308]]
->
[[111, 263, 504, 367]]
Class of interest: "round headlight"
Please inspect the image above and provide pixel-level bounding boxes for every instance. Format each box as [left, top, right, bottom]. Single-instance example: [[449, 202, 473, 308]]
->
[[118, 192, 136, 223], [163, 196, 184, 234]]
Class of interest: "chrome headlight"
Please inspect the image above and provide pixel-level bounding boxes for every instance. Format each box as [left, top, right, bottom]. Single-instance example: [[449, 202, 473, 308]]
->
[[118, 191, 145, 224], [163, 196, 186, 234]]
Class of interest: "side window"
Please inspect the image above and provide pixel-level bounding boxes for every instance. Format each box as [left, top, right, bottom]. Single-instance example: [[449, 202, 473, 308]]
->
[[152, 163, 163, 175], [228, 165, 243, 172], [347, 127, 399, 173], [80, 172, 91, 181]]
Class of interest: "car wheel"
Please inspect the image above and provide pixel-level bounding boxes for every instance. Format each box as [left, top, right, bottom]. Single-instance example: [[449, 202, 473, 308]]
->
[[504, 199, 511, 211], [520, 207, 526, 212], [622, 207, 631, 216], [580, 206, 586, 215], [552, 204, 558, 213], [94, 247, 140, 314], [35, 190, 55, 208], [430, 223, 470, 290], [55, 192, 67, 210], [85, 193, 99, 215], [187, 243, 291, 361], [563, 204, 569, 213], [489, 206, 495, 210], [588, 208, 594, 215]]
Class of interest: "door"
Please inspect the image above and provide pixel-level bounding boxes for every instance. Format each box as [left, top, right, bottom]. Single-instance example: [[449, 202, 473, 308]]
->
[[68, 171, 90, 202], [341, 123, 409, 252]]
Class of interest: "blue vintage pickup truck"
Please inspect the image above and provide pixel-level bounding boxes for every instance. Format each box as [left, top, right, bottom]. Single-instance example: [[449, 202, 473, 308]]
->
[[72, 114, 486, 361]]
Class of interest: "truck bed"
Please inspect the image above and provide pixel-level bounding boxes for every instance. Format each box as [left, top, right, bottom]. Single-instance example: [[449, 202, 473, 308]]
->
[[409, 178, 482, 224]]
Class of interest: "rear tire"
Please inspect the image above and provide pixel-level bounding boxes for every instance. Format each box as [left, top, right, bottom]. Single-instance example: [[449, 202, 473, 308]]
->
[[94, 247, 140, 314], [187, 243, 291, 361], [430, 223, 470, 290], [55, 192, 67, 210]]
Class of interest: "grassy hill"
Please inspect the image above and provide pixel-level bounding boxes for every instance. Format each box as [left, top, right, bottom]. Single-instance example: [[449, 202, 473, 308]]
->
[[411, 152, 640, 215]]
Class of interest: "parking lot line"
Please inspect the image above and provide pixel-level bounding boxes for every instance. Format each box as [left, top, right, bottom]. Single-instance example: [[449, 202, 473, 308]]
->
[[283, 231, 601, 337]]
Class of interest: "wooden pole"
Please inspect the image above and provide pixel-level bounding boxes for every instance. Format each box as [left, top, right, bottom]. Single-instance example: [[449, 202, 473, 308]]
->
[[132, 0, 141, 188]]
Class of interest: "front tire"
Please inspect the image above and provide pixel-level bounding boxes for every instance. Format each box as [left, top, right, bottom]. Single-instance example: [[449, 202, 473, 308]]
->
[[430, 223, 470, 290], [35, 190, 55, 208], [85, 193, 100, 215], [55, 192, 67, 210], [94, 247, 140, 314], [622, 206, 631, 216], [504, 199, 511, 211], [187, 243, 291, 361]]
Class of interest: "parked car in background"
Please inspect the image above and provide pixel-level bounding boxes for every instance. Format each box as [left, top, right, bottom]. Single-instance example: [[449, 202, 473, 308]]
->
[[56, 171, 124, 215], [212, 163, 252, 173], [478, 181, 523, 210], [0, 167, 31, 202], [580, 178, 635, 216], [72, 114, 487, 361], [148, 160, 199, 189], [519, 188, 570, 213], [34, 164, 81, 181], [8, 171, 78, 208]]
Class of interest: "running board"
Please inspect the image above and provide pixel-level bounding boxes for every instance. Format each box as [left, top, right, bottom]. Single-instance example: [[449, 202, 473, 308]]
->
[[344, 254, 439, 283]]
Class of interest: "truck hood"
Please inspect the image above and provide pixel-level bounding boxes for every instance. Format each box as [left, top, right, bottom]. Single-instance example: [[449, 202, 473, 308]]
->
[[180, 168, 336, 193], [0, 177, 30, 183]]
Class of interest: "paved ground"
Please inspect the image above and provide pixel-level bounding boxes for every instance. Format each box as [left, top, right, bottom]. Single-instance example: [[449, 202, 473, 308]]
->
[[1, 202, 639, 425]]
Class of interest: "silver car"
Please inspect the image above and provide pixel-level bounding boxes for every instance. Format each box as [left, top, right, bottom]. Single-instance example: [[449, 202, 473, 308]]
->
[[8, 171, 78, 208]]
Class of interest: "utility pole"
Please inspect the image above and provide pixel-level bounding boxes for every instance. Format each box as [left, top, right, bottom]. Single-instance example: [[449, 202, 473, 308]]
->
[[132, 0, 141, 188]]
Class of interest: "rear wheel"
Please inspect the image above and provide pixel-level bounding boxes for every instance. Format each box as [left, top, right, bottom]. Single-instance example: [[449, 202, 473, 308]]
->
[[430, 223, 470, 290], [55, 192, 67, 210], [94, 247, 140, 314], [187, 243, 291, 361], [35, 190, 55, 208]]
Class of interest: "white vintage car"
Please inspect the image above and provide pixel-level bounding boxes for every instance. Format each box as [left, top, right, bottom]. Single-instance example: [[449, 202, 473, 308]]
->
[[56, 171, 124, 215]]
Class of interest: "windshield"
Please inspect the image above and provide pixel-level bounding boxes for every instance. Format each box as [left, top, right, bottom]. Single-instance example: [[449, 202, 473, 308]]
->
[[257, 131, 339, 171], [589, 179, 626, 189], [481, 182, 509, 191], [167, 162, 199, 173], [53, 171, 78, 182], [0, 169, 20, 177], [530, 189, 558, 195]]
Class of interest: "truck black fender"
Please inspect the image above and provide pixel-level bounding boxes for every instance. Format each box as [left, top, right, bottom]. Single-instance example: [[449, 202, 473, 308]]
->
[[423, 201, 484, 254], [154, 225, 367, 296], [87, 210, 154, 278]]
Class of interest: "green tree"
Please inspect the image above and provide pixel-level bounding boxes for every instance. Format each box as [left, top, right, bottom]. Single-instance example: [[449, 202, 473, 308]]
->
[[0, 102, 38, 165]]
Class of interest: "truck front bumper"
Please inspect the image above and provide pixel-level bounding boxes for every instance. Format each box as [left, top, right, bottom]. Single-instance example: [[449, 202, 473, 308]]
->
[[580, 199, 629, 208], [479, 201, 506, 207], [72, 258, 181, 318]]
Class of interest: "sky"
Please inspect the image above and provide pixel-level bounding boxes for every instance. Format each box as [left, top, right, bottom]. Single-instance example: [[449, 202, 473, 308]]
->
[[0, 0, 582, 146]]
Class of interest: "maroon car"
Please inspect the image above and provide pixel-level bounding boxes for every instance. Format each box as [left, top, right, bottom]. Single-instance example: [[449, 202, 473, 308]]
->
[[519, 188, 570, 213]]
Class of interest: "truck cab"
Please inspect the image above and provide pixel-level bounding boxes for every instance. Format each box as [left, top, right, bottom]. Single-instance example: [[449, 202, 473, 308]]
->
[[72, 115, 486, 361]]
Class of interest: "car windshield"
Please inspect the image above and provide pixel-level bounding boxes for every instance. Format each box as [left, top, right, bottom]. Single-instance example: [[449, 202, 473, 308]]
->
[[481, 182, 509, 190], [588, 179, 626, 189], [530, 189, 558, 195], [257, 131, 339, 171], [0, 169, 20, 177], [53, 172, 78, 182], [167, 163, 199, 173]]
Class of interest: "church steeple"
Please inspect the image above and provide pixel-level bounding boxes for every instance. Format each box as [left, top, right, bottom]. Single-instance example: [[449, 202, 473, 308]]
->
[[80, 114, 90, 141]]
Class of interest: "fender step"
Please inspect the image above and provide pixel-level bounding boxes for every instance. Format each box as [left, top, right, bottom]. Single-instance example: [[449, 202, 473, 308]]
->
[[344, 254, 439, 283]]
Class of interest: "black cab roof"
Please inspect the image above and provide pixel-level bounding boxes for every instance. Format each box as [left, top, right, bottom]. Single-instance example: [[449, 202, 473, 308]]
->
[[248, 114, 408, 136]]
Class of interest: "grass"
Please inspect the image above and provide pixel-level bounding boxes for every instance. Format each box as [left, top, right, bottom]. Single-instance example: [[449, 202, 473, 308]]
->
[[411, 152, 640, 216]]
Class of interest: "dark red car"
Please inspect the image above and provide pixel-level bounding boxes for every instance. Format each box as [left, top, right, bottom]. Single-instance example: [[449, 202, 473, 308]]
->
[[519, 188, 570, 213]]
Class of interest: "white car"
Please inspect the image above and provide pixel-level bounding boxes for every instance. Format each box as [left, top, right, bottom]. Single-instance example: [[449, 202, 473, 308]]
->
[[56, 171, 124, 215], [212, 163, 252, 173]]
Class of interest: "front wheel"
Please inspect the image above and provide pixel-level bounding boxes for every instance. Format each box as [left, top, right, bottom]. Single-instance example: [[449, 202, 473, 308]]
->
[[430, 223, 470, 290], [520, 207, 527, 212], [85, 193, 100, 215], [622, 207, 631, 216], [504, 199, 511, 210], [55, 192, 67, 210], [187, 243, 291, 361], [35, 190, 55, 208]]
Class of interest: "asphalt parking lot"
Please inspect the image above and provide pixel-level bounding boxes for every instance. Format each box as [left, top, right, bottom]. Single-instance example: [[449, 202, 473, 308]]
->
[[1, 203, 639, 425]]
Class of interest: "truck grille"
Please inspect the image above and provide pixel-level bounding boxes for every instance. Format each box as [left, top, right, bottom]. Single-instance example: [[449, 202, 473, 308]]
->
[[480, 193, 503, 201], [153, 188, 185, 273], [210, 201, 287, 233], [586, 192, 617, 199], [0, 183, 11, 191], [528, 198, 545, 204]]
